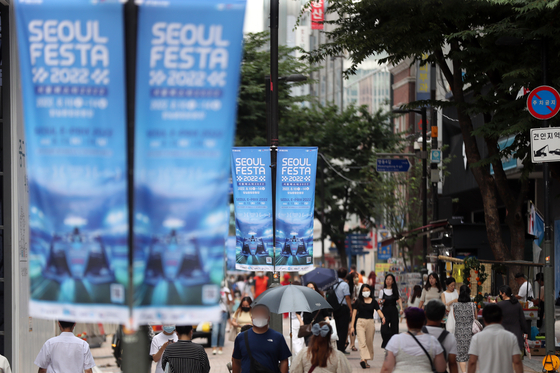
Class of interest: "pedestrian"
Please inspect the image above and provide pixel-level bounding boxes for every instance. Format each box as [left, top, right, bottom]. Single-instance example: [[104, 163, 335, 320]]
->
[[330, 268, 353, 353], [497, 285, 529, 353], [419, 272, 443, 309], [302, 282, 331, 346], [162, 325, 210, 373], [452, 285, 475, 373], [348, 271, 362, 352], [467, 304, 523, 373], [441, 277, 458, 334], [0, 353, 11, 373], [290, 280, 305, 356], [350, 265, 363, 283], [231, 296, 253, 334], [34, 320, 95, 373], [246, 274, 255, 299], [379, 273, 404, 349], [360, 270, 366, 283], [407, 285, 422, 309], [532, 273, 545, 328], [514, 273, 533, 304], [367, 271, 376, 287], [380, 308, 446, 373], [291, 322, 352, 373], [151, 324, 178, 373], [212, 282, 233, 355], [254, 272, 269, 299], [236, 276, 247, 297], [350, 284, 386, 369], [423, 300, 459, 373], [232, 304, 291, 373]]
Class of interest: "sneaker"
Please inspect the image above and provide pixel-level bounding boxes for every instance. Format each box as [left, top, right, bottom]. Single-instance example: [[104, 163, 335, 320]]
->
[[218, 350, 223, 355], [212, 349, 217, 355]]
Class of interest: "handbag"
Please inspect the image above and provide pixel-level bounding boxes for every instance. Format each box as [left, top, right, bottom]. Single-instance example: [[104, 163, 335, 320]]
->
[[229, 327, 239, 342], [408, 332, 437, 373], [298, 312, 320, 339], [328, 317, 339, 341], [244, 331, 278, 373], [471, 303, 483, 335]]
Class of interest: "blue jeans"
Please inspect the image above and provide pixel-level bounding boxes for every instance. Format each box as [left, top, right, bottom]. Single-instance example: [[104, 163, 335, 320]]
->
[[211, 311, 228, 348]]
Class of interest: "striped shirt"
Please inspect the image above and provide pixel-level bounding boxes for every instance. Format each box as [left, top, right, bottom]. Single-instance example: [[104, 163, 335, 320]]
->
[[162, 340, 210, 373]]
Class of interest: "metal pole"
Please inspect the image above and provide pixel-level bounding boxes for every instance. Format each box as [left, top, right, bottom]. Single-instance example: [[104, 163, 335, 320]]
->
[[268, 0, 282, 334], [122, 2, 151, 372], [541, 38, 555, 359], [422, 107, 428, 272], [332, 58, 336, 105], [340, 59, 344, 110], [321, 157, 326, 266]]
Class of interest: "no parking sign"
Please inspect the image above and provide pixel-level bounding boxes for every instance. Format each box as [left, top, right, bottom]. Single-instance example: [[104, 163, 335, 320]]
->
[[527, 85, 560, 120]]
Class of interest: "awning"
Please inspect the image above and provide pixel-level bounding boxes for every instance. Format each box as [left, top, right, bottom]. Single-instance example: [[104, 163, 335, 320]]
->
[[379, 220, 450, 246], [427, 255, 543, 267]]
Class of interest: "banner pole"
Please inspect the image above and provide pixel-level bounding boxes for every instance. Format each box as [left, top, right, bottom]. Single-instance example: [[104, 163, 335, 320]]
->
[[122, 2, 151, 372]]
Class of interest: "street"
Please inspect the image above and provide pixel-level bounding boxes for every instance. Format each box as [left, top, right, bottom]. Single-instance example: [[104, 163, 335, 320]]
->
[[92, 319, 543, 373]]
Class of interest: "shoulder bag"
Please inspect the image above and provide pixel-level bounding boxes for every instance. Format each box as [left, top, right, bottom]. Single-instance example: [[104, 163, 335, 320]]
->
[[407, 332, 438, 373], [244, 331, 278, 373], [298, 311, 320, 339], [471, 303, 483, 335]]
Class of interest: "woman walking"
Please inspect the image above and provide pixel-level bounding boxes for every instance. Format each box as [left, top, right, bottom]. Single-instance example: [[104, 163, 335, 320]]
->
[[302, 282, 331, 346], [291, 322, 352, 373], [498, 285, 530, 353], [349, 272, 363, 352], [419, 273, 442, 309], [379, 274, 404, 348], [407, 285, 422, 309], [441, 277, 458, 334], [453, 285, 475, 373], [350, 285, 386, 369], [230, 296, 253, 334], [380, 307, 446, 373]]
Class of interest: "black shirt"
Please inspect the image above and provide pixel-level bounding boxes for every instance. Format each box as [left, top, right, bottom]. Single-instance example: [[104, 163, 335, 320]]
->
[[355, 299, 380, 319], [303, 308, 331, 325]]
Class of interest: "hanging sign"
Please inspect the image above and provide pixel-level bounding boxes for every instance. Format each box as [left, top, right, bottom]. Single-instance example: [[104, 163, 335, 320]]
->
[[310, 0, 324, 30], [16, 0, 129, 323], [231, 147, 274, 271], [133, 0, 246, 325], [275, 147, 317, 271]]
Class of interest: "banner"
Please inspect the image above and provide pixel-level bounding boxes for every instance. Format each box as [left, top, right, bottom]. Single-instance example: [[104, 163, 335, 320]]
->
[[16, 0, 128, 322], [311, 0, 324, 30], [231, 147, 274, 271], [134, 0, 246, 324], [275, 147, 317, 271]]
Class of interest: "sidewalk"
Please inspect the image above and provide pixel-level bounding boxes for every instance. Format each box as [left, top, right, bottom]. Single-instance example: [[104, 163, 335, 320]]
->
[[92, 319, 542, 372]]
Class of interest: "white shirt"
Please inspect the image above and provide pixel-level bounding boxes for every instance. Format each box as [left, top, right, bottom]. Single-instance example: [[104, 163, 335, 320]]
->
[[220, 286, 232, 312], [34, 332, 95, 373], [468, 324, 520, 373], [379, 288, 393, 301], [424, 326, 458, 359], [518, 281, 533, 303], [0, 354, 12, 373], [386, 332, 443, 357], [150, 331, 178, 373]]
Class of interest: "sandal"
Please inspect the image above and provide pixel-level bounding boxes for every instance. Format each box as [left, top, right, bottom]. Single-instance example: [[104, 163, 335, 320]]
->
[[365, 364, 371, 368], [351, 347, 358, 351], [345, 341, 349, 349], [360, 361, 367, 369]]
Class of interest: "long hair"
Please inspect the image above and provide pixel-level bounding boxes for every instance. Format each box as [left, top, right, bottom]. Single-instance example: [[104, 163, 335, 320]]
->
[[234, 296, 253, 318], [458, 285, 471, 303], [384, 273, 399, 294], [346, 273, 356, 298], [368, 271, 376, 284], [307, 321, 334, 367], [410, 285, 422, 304], [355, 284, 373, 308], [424, 272, 442, 292], [307, 282, 324, 297], [499, 285, 519, 304]]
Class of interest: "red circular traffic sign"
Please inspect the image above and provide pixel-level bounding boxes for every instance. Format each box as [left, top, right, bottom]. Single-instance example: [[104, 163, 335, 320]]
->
[[527, 85, 560, 120]]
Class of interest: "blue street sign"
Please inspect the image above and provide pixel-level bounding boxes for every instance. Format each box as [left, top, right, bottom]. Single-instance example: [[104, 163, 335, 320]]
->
[[376, 159, 411, 172], [431, 150, 442, 163], [378, 244, 392, 260]]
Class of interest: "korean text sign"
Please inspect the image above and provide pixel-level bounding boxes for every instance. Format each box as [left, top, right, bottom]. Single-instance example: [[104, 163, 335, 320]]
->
[[311, 0, 324, 30]]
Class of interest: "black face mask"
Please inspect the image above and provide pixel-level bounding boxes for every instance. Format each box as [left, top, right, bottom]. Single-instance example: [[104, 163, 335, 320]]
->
[[499, 294, 504, 300], [241, 307, 251, 313]]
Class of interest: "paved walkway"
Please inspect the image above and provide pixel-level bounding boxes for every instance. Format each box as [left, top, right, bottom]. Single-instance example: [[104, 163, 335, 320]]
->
[[92, 319, 541, 372]]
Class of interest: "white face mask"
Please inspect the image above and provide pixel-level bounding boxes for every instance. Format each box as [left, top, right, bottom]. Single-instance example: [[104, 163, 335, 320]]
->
[[252, 318, 269, 328], [362, 292, 371, 298]]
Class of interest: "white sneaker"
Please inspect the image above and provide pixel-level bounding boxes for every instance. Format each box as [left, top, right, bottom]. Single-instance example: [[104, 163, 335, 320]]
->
[[218, 350, 223, 355], [212, 349, 217, 355]]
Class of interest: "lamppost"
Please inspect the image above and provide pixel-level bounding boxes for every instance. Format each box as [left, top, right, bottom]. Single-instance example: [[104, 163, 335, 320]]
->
[[392, 107, 428, 272]]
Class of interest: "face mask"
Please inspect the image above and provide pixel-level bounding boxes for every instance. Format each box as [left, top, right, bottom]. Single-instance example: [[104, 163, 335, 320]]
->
[[252, 318, 268, 328], [162, 325, 176, 333], [354, 277, 359, 283], [499, 294, 504, 300], [256, 272, 264, 277], [362, 292, 371, 298], [241, 307, 251, 313]]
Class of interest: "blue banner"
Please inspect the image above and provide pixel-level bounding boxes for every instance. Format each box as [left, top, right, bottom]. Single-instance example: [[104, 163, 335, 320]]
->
[[231, 147, 274, 271], [133, 0, 246, 324], [16, 0, 128, 322], [275, 147, 317, 271], [378, 244, 392, 260]]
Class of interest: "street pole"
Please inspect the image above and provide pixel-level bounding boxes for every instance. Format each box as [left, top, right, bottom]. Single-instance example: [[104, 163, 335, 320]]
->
[[541, 38, 555, 359], [421, 107, 428, 273], [321, 157, 326, 266], [268, 0, 282, 334]]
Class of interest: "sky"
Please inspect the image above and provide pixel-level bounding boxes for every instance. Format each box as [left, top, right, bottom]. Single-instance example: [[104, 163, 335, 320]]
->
[[244, 0, 265, 34]]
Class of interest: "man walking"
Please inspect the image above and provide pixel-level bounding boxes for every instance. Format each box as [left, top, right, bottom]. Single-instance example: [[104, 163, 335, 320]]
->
[[232, 304, 291, 373], [162, 325, 210, 373], [151, 324, 179, 373], [331, 267, 352, 353], [468, 304, 523, 373], [424, 300, 458, 373], [34, 320, 95, 373]]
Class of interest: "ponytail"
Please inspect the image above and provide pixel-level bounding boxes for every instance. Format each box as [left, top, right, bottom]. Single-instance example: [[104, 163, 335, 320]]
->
[[499, 285, 518, 304]]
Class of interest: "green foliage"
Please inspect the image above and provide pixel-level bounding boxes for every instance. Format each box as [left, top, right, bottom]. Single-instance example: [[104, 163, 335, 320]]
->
[[463, 257, 488, 307]]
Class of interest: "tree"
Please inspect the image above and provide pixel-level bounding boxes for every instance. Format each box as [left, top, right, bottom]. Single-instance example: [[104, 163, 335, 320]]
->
[[307, 0, 560, 285]]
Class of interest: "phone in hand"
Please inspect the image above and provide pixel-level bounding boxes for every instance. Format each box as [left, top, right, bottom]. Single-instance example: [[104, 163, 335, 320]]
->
[[168, 339, 174, 343]]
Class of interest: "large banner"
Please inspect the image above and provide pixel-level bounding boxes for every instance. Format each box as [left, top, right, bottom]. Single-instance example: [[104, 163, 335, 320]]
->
[[231, 147, 274, 271], [134, 0, 246, 324], [16, 0, 129, 322], [275, 147, 317, 271]]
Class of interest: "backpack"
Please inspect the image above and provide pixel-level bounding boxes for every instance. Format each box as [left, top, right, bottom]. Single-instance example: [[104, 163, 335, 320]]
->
[[422, 326, 449, 362], [326, 282, 343, 312]]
